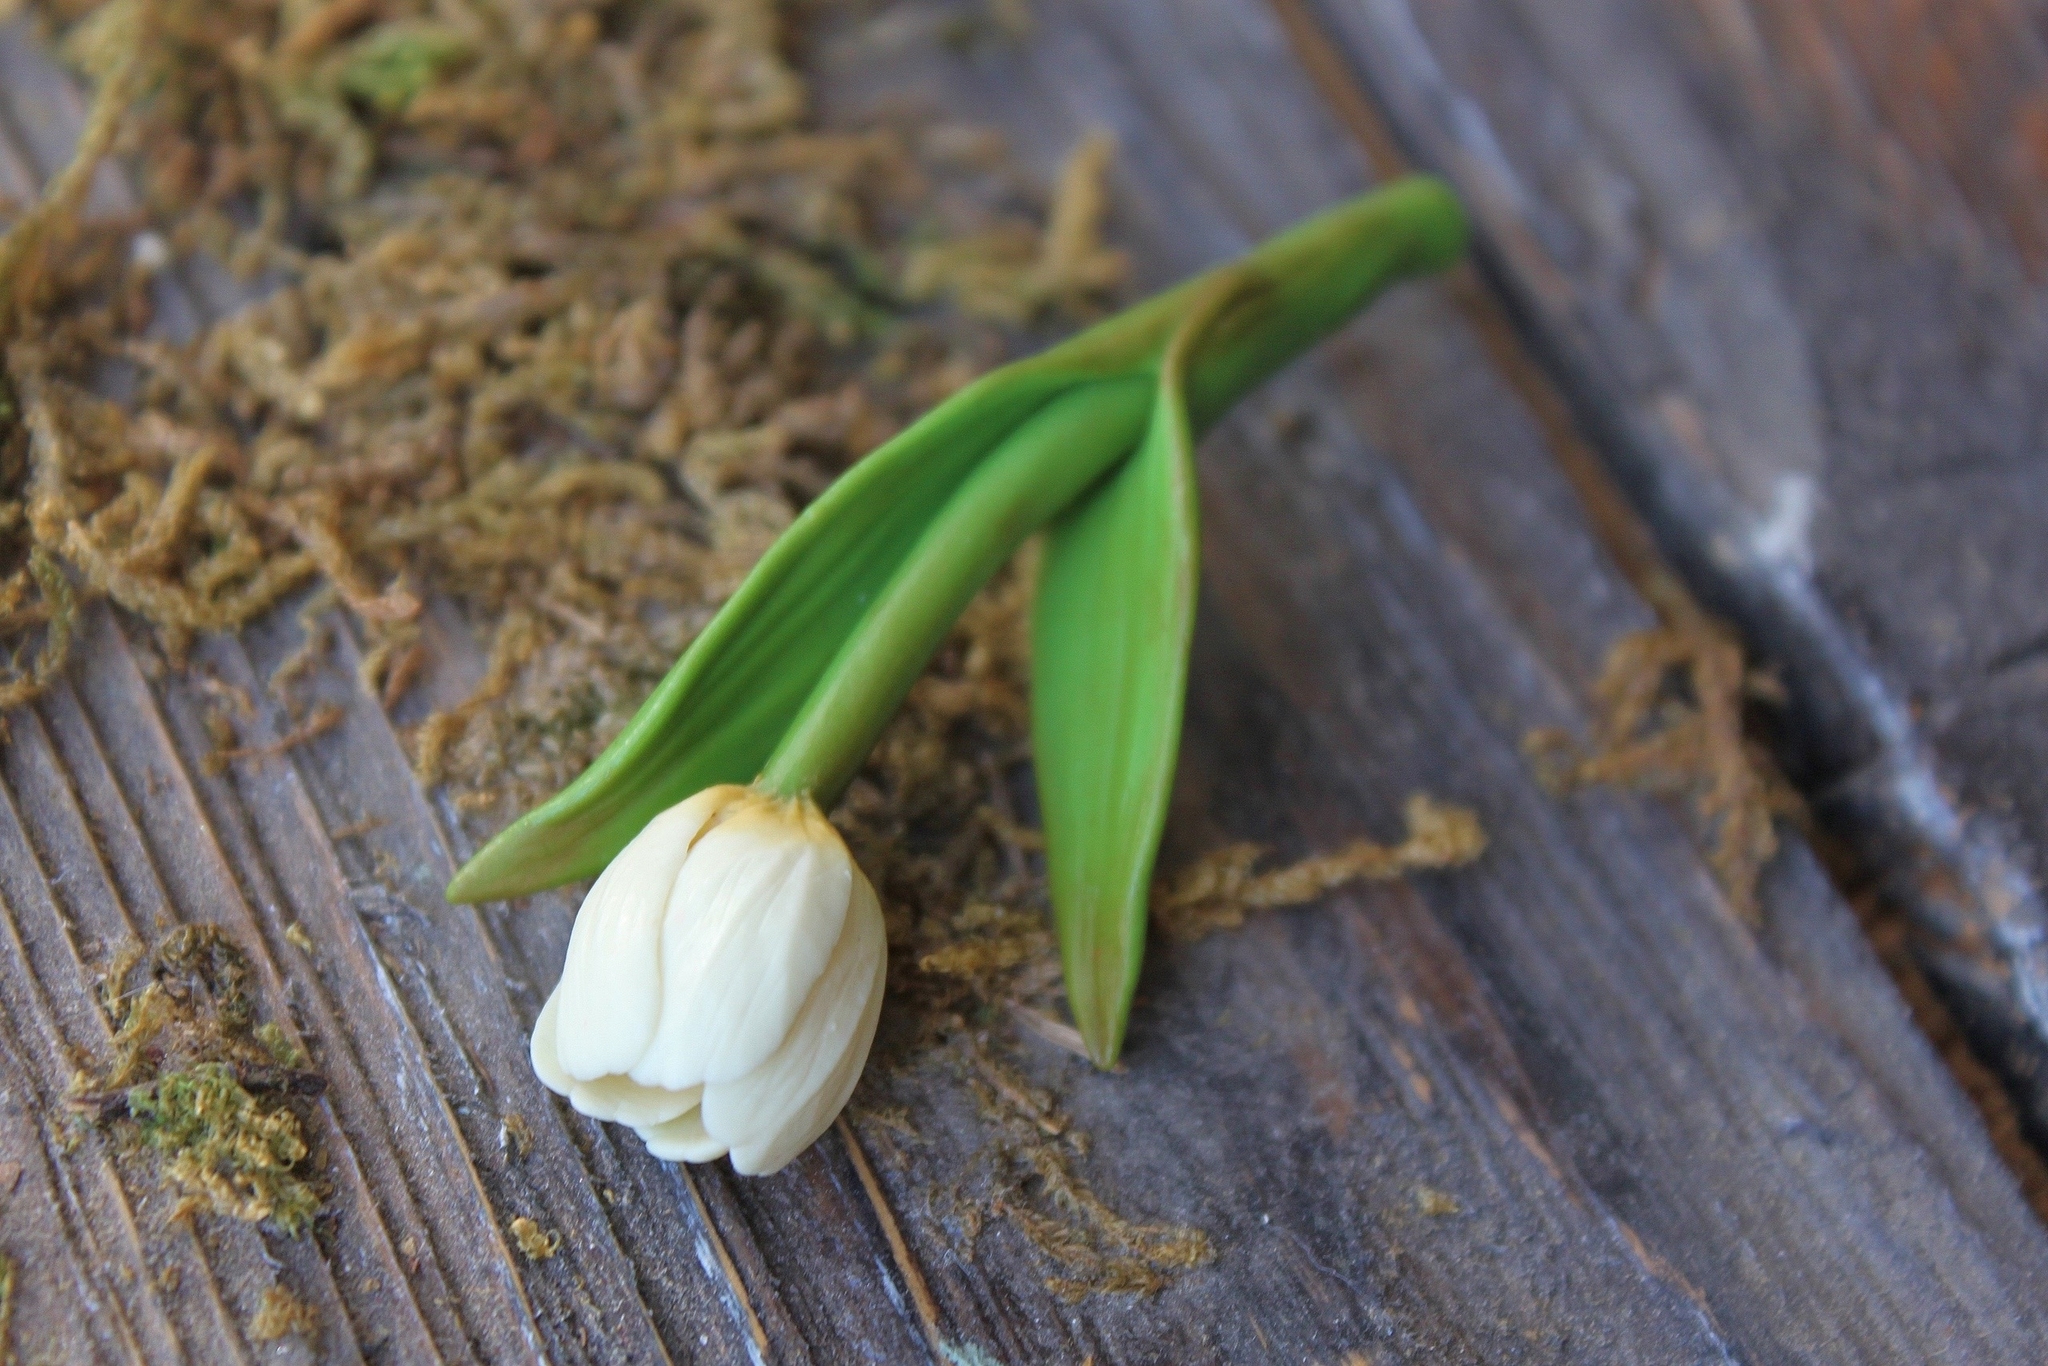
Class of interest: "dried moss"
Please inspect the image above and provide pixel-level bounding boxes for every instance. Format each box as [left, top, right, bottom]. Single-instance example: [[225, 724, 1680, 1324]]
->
[[500, 1111, 533, 1158], [0, 0, 1114, 791], [1414, 1185, 1461, 1217], [1152, 793, 1488, 943], [0, 549, 75, 711], [0, 0, 148, 337], [1524, 573, 1803, 920], [248, 1283, 317, 1342], [75, 926, 324, 1236], [903, 130, 1127, 322], [254, 1019, 304, 1068], [508, 1214, 560, 1260], [0, 1252, 14, 1366], [203, 701, 344, 775]]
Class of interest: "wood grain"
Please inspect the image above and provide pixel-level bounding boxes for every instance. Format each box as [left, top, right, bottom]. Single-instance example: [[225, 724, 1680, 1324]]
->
[[1, 3, 2045, 1362], [1291, 0, 2048, 1146]]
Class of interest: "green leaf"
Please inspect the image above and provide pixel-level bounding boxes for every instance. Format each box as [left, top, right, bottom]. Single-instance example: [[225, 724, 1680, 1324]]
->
[[1031, 274, 1243, 1066], [759, 377, 1155, 806], [446, 362, 1085, 902]]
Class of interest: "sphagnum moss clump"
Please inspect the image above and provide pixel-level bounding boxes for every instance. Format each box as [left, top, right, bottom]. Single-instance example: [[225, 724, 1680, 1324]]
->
[[127, 1063, 321, 1233], [76, 926, 325, 1235]]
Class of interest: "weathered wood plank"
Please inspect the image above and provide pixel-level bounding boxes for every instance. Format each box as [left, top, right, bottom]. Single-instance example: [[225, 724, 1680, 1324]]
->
[[1, 2, 2045, 1363], [1294, 0, 2048, 1145], [0, 30, 575, 1364], [813, 2, 2048, 1361]]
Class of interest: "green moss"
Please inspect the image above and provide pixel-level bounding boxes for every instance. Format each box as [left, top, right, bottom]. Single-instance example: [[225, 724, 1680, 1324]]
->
[[254, 1021, 304, 1069], [338, 23, 474, 117], [81, 928, 325, 1237], [127, 1063, 320, 1235]]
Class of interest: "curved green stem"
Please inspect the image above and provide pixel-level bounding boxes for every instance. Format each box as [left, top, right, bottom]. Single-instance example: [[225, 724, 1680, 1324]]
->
[[759, 375, 1155, 804], [1013, 174, 1467, 432], [757, 177, 1465, 809]]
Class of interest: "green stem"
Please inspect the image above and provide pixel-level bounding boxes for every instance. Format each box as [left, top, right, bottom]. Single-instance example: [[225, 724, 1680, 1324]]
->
[[759, 376, 1155, 803], [1007, 175, 1467, 431], [760, 175, 1465, 806]]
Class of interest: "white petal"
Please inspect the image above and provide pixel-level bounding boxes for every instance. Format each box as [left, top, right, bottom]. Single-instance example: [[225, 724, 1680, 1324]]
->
[[706, 871, 887, 1176], [638, 1107, 729, 1164], [536, 962, 705, 1131], [568, 1076, 703, 1128], [530, 988, 573, 1096], [555, 789, 736, 1081], [631, 799, 853, 1089], [725, 946, 885, 1177]]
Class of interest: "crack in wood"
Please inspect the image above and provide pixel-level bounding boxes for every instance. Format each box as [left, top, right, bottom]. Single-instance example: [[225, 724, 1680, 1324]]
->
[[835, 1116, 944, 1364]]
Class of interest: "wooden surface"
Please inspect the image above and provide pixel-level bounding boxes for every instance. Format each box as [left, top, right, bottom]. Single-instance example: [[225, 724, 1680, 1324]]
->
[[3, 2, 2047, 1363], [1291, 0, 2048, 1145]]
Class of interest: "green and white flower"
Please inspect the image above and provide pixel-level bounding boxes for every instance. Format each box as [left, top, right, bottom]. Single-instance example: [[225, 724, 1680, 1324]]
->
[[452, 177, 1468, 1170]]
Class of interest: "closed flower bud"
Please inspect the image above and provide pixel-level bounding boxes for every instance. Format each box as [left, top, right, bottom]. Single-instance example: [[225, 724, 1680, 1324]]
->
[[529, 785, 887, 1175]]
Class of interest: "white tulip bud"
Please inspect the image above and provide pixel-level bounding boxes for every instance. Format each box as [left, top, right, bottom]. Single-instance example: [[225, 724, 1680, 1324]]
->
[[529, 785, 887, 1175]]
